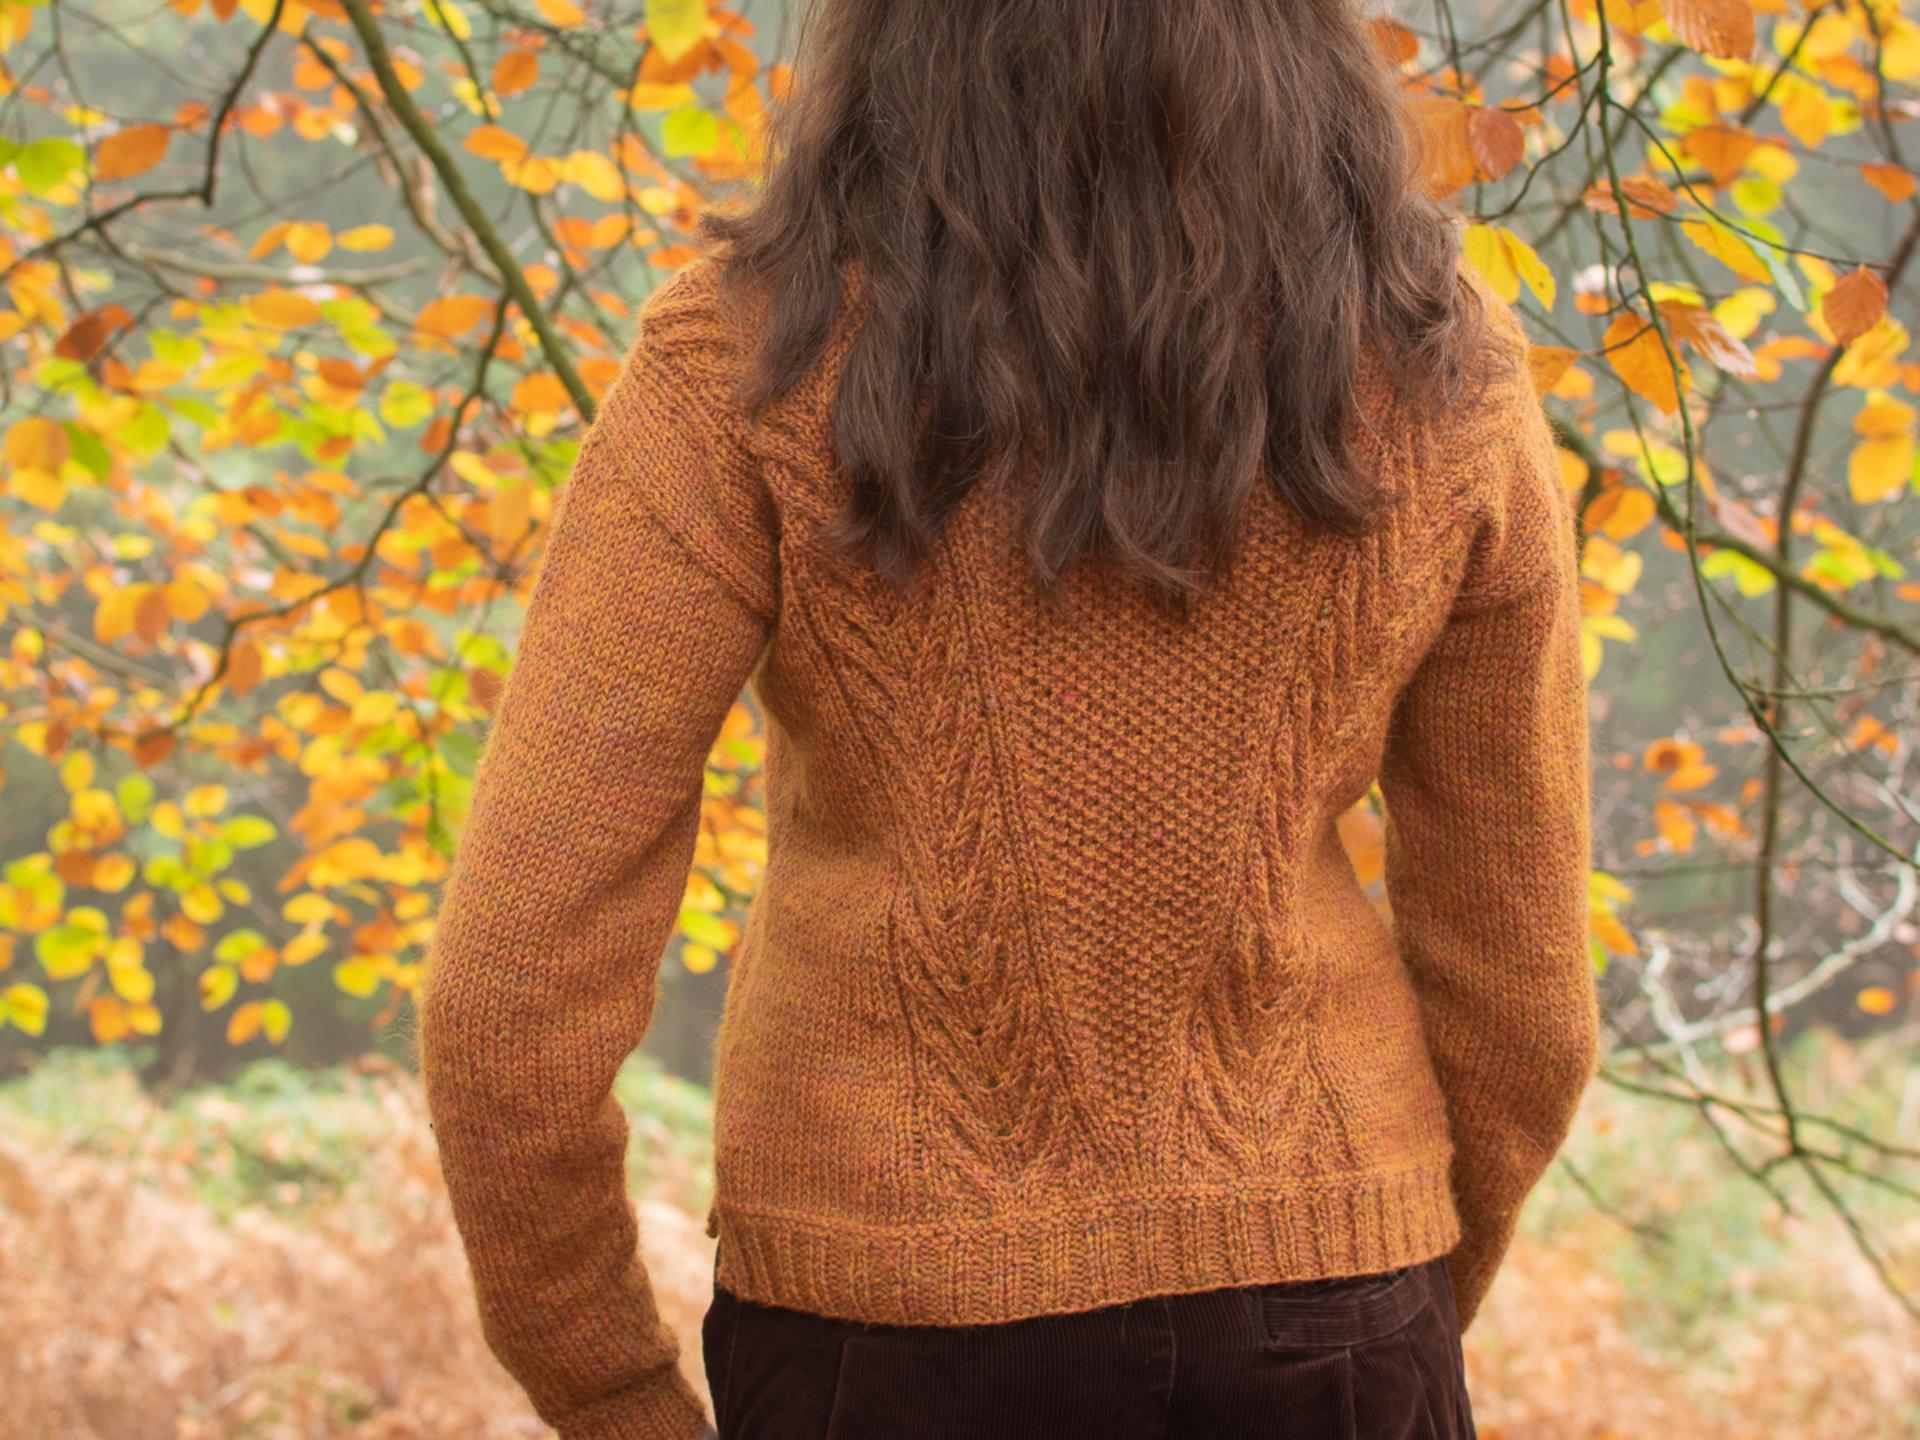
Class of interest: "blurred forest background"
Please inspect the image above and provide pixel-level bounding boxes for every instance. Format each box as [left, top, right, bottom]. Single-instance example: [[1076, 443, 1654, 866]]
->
[[0, 0, 1917, 1434]]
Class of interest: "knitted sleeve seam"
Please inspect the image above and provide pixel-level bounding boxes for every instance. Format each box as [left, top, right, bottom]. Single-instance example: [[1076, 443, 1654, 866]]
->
[[619, 343, 780, 630]]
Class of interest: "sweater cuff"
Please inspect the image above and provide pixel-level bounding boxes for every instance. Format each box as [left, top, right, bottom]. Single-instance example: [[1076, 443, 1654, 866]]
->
[[560, 1365, 710, 1440]]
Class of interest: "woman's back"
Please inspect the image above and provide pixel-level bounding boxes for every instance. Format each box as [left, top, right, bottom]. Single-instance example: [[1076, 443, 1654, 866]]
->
[[417, 251, 1600, 1436]]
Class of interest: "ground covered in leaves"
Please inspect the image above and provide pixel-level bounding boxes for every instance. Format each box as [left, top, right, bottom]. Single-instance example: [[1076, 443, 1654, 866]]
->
[[2, 1035, 1914, 1439]]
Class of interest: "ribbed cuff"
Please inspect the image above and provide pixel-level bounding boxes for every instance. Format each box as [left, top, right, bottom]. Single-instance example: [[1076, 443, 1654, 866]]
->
[[560, 1365, 710, 1440]]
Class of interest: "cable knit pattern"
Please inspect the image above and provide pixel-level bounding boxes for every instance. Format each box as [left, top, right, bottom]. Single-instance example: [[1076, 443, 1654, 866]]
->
[[418, 252, 1602, 1440]]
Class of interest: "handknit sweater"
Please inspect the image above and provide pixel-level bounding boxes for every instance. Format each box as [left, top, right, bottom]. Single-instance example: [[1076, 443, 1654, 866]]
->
[[417, 252, 1603, 1440]]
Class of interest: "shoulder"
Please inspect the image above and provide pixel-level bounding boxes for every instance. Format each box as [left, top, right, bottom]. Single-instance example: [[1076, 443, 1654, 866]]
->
[[632, 252, 755, 390], [1436, 269, 1577, 609]]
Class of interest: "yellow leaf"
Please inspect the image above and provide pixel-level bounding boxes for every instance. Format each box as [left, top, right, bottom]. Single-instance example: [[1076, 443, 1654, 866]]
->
[[285, 221, 332, 264], [0, 983, 48, 1037], [60, 748, 95, 793], [563, 150, 626, 203], [182, 883, 224, 925], [536, 0, 584, 22], [426, 0, 472, 39], [1503, 230, 1556, 309], [337, 224, 394, 252], [8, 467, 66, 512], [6, 416, 68, 470], [647, 0, 708, 63], [1463, 224, 1518, 302], [247, 289, 324, 329], [109, 960, 154, 1005], [185, 782, 228, 816], [503, 153, 561, 194], [334, 957, 382, 998], [1778, 79, 1831, 150], [262, 999, 292, 1043], [199, 965, 239, 1010], [1680, 216, 1770, 282], [630, 81, 698, 111], [1848, 435, 1913, 503]]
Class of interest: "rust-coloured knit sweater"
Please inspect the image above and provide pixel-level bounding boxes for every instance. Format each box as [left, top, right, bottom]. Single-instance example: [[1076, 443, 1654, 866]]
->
[[418, 253, 1602, 1440]]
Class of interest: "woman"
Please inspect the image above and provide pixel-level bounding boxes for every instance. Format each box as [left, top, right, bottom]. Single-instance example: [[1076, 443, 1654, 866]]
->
[[416, 0, 1603, 1435]]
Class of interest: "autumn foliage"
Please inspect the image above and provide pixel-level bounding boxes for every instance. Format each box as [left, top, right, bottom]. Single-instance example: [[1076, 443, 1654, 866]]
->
[[0, 0, 1916, 1313]]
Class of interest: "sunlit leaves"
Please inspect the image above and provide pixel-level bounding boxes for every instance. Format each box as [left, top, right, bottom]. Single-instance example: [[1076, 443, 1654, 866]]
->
[[1464, 224, 1556, 309], [336, 224, 394, 251], [1679, 215, 1771, 284], [0, 983, 49, 1036], [227, 997, 291, 1045], [1848, 394, 1916, 504], [1604, 312, 1690, 413], [646, 0, 708, 64]]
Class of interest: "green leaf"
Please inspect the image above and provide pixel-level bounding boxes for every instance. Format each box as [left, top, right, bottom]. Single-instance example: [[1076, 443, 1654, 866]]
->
[[214, 929, 268, 963], [117, 773, 156, 824], [222, 815, 278, 849], [64, 423, 111, 480], [379, 380, 436, 428], [662, 104, 719, 158], [14, 137, 86, 196]]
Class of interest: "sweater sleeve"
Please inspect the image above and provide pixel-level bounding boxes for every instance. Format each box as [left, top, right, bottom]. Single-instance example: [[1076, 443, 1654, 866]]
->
[[1376, 302, 1602, 1333], [417, 265, 774, 1440]]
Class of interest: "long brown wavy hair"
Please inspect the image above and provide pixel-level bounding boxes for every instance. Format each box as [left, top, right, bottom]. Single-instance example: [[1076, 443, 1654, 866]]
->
[[699, 0, 1494, 606]]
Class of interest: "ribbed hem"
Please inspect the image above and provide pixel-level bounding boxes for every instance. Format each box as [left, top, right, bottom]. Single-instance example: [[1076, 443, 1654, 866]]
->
[[712, 1159, 1462, 1327]]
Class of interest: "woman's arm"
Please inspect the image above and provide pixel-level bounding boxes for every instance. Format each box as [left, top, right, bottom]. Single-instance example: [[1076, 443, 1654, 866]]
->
[[1377, 305, 1603, 1332], [418, 267, 774, 1440]]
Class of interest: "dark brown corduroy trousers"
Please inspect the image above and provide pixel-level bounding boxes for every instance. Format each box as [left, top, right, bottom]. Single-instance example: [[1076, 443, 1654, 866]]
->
[[700, 1251, 1476, 1438]]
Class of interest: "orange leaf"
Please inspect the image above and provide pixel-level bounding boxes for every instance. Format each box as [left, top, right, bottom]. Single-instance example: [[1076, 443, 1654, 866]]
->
[[494, 48, 540, 96], [247, 289, 324, 329], [1661, 0, 1754, 61], [465, 124, 529, 163], [416, 294, 495, 339], [1368, 18, 1418, 65], [1861, 162, 1916, 204], [1682, 123, 1758, 186], [1413, 97, 1475, 198], [1823, 265, 1888, 347], [1527, 345, 1578, 395], [512, 372, 571, 413], [1604, 312, 1689, 413], [1467, 106, 1525, 179], [1658, 301, 1759, 380], [96, 123, 172, 181]]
